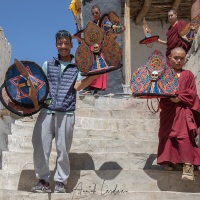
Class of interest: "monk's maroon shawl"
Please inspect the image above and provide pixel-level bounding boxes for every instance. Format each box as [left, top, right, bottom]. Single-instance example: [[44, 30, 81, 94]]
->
[[157, 70, 200, 165], [166, 20, 189, 58]]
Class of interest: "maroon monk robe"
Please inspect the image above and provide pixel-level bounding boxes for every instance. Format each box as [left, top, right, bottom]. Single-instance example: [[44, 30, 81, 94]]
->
[[157, 70, 200, 166], [90, 73, 107, 90], [166, 20, 190, 65]]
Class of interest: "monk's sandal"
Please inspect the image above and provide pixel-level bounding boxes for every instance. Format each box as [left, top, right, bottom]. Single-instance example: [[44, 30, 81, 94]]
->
[[182, 163, 194, 181]]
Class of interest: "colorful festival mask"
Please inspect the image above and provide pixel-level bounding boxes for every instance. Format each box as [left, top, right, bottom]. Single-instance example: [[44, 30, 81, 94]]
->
[[0, 59, 49, 116], [74, 22, 123, 76], [131, 50, 178, 98], [179, 15, 200, 45]]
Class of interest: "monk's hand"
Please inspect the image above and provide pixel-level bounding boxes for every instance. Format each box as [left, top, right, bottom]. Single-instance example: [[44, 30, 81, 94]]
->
[[170, 97, 181, 103], [156, 39, 160, 43]]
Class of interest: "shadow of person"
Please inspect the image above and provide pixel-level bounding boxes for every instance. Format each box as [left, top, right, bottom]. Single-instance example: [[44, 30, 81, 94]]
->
[[95, 161, 122, 180], [66, 153, 95, 193], [67, 156, 123, 191], [143, 153, 162, 170], [69, 152, 95, 170], [18, 169, 39, 191], [17, 153, 94, 193], [143, 154, 200, 192], [17, 153, 123, 194], [18, 170, 53, 200]]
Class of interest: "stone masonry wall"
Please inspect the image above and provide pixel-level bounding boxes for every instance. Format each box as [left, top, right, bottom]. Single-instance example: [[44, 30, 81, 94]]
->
[[184, 28, 200, 95], [0, 27, 12, 157], [0, 26, 11, 109]]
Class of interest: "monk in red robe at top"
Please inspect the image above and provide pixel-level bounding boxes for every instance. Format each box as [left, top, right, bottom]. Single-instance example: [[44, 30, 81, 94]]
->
[[157, 47, 200, 181], [158, 9, 190, 66]]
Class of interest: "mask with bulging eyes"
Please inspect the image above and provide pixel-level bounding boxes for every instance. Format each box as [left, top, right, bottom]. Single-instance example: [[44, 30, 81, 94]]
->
[[151, 71, 159, 81]]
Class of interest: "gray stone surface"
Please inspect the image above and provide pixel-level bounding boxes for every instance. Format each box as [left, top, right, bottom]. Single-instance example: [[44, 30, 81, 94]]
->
[[0, 27, 12, 168], [76, 95, 159, 110], [185, 28, 200, 96], [0, 95, 200, 199], [1, 190, 200, 200], [2, 151, 159, 171], [0, 116, 14, 152], [8, 135, 158, 154], [0, 169, 200, 193], [11, 124, 159, 141], [0, 27, 11, 109]]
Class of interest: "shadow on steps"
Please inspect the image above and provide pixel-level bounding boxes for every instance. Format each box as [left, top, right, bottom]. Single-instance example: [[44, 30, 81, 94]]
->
[[144, 153, 200, 193], [17, 153, 122, 193]]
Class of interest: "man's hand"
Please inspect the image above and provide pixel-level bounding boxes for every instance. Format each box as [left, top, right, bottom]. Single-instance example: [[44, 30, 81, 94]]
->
[[74, 74, 100, 91]]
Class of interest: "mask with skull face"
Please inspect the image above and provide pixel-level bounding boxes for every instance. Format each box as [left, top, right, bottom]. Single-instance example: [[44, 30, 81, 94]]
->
[[74, 21, 123, 75], [93, 43, 100, 53], [151, 71, 159, 81]]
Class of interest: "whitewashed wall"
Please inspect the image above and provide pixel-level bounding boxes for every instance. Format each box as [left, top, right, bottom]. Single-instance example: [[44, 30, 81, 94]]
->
[[122, 20, 168, 74]]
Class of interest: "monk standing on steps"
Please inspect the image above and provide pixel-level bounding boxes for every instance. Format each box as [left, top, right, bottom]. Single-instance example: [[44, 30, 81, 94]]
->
[[157, 9, 190, 66], [157, 47, 200, 181]]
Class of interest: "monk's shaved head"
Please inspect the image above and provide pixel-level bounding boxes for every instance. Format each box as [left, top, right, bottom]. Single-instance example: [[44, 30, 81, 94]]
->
[[170, 47, 186, 56], [168, 9, 177, 15], [169, 47, 186, 72]]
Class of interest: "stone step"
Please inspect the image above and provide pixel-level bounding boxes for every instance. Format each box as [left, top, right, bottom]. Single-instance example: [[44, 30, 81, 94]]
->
[[1, 190, 200, 200], [75, 108, 159, 119], [2, 151, 56, 171], [13, 117, 159, 132], [11, 123, 159, 141], [2, 151, 159, 171], [76, 96, 159, 111], [0, 169, 200, 193], [8, 136, 158, 154], [13, 106, 159, 128], [74, 129, 158, 141], [75, 117, 159, 131]]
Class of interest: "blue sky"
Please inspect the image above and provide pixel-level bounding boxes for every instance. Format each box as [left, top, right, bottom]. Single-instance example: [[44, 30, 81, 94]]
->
[[0, 0, 78, 66]]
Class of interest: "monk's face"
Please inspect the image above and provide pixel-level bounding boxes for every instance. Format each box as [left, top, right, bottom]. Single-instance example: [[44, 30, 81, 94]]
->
[[169, 49, 186, 72], [91, 8, 101, 22], [168, 11, 177, 25]]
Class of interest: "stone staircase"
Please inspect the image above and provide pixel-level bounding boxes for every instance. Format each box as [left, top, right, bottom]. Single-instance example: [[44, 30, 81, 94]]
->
[[0, 96, 200, 200]]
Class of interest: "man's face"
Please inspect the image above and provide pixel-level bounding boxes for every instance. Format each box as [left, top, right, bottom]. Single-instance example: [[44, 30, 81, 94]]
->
[[56, 37, 72, 58], [169, 50, 185, 72], [91, 8, 101, 22], [168, 11, 177, 25]]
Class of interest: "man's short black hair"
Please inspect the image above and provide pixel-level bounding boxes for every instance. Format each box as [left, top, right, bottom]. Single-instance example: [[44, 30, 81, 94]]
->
[[91, 5, 100, 12], [55, 30, 72, 41]]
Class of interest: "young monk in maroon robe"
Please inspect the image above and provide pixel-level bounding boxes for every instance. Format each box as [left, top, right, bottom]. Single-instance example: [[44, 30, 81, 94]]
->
[[157, 47, 200, 181], [158, 9, 190, 65]]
